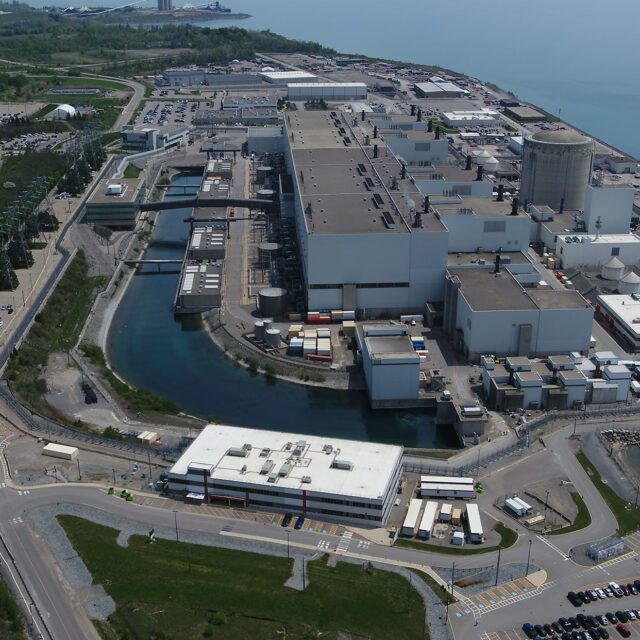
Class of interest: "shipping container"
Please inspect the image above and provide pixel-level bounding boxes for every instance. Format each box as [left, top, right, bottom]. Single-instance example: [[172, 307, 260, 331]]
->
[[421, 475, 474, 486], [439, 502, 453, 522], [465, 503, 484, 543], [42, 443, 79, 461], [418, 501, 439, 538], [452, 508, 462, 525], [401, 499, 423, 536], [421, 483, 476, 499]]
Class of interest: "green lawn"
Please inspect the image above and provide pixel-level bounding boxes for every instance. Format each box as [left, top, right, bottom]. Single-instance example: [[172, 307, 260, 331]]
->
[[0, 576, 24, 640], [547, 491, 592, 536], [395, 522, 517, 556], [576, 450, 640, 536], [58, 516, 426, 640], [123, 164, 141, 179]]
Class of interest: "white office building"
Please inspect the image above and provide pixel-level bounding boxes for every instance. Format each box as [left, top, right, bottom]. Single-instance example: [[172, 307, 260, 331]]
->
[[167, 424, 404, 526], [441, 109, 501, 128]]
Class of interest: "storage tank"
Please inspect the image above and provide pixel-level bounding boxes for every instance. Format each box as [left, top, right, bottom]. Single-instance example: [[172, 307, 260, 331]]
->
[[256, 166, 273, 185], [258, 287, 288, 317], [257, 188, 277, 200], [520, 130, 594, 210], [618, 271, 640, 295], [601, 256, 625, 281], [258, 242, 281, 265], [264, 328, 281, 348], [254, 320, 265, 341]]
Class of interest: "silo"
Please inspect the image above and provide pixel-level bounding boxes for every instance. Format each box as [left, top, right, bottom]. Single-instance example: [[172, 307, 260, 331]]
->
[[618, 271, 640, 295], [254, 321, 265, 341], [601, 256, 625, 280], [258, 287, 288, 317], [520, 130, 594, 210], [264, 328, 281, 348]]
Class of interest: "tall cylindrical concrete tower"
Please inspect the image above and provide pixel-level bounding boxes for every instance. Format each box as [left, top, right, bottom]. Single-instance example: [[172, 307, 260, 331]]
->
[[520, 130, 594, 211]]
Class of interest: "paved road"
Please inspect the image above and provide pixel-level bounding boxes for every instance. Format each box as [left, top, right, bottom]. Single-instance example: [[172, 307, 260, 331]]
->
[[0, 418, 636, 639]]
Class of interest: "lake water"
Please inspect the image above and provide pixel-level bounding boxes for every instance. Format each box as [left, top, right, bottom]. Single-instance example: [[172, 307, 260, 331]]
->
[[106, 175, 453, 447], [137, 0, 640, 158]]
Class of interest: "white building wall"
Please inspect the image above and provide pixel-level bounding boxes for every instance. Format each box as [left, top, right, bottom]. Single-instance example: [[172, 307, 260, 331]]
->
[[439, 214, 531, 253], [583, 185, 634, 235], [368, 362, 420, 401], [414, 178, 493, 198], [556, 236, 640, 269], [383, 137, 448, 165], [563, 383, 587, 407], [535, 308, 594, 354]]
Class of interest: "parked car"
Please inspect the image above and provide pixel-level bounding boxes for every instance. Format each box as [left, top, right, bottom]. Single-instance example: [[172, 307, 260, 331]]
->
[[294, 516, 305, 530], [615, 623, 630, 638], [281, 513, 292, 527]]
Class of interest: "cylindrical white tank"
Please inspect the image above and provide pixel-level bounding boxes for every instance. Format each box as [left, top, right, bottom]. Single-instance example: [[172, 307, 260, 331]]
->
[[520, 130, 594, 210], [265, 328, 281, 348], [618, 271, 640, 295], [601, 257, 625, 280]]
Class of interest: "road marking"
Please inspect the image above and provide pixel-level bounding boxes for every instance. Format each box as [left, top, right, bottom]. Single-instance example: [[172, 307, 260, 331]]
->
[[536, 534, 570, 560], [336, 530, 353, 553]]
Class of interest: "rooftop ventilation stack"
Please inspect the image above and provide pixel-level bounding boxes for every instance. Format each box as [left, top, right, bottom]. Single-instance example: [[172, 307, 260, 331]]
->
[[401, 163, 406, 180], [413, 209, 422, 228], [559, 197, 565, 214], [476, 165, 483, 181], [465, 155, 472, 171], [411, 104, 416, 116], [435, 126, 441, 140], [373, 125, 378, 139], [373, 144, 378, 159], [361, 109, 365, 122], [494, 254, 501, 274], [423, 195, 430, 213], [496, 184, 504, 202], [417, 109, 422, 122], [428, 119, 433, 133], [510, 196, 519, 216]]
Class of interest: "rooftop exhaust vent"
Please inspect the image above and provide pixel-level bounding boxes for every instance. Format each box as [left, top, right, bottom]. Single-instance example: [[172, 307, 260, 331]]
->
[[331, 459, 354, 471], [382, 211, 395, 229], [301, 476, 312, 484], [372, 193, 384, 208]]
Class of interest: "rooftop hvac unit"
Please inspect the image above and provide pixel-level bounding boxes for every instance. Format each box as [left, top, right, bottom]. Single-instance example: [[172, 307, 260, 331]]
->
[[331, 459, 354, 471], [227, 447, 249, 457], [633, 318, 640, 324], [301, 476, 312, 484], [278, 462, 293, 477], [260, 460, 275, 475], [106, 183, 122, 195], [267, 473, 278, 483], [259, 448, 271, 457], [322, 444, 334, 454], [240, 465, 247, 474]]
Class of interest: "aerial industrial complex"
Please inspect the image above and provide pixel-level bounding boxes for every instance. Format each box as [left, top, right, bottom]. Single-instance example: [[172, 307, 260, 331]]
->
[[3, 30, 640, 640]]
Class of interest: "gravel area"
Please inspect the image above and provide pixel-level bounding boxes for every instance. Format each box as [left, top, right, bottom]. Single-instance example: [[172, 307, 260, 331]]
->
[[432, 562, 542, 596]]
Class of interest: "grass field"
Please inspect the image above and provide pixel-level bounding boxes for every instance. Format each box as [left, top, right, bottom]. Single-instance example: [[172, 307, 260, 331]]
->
[[548, 491, 592, 536], [123, 164, 141, 179], [59, 515, 426, 640], [576, 450, 640, 536], [4, 251, 106, 415], [395, 522, 517, 556]]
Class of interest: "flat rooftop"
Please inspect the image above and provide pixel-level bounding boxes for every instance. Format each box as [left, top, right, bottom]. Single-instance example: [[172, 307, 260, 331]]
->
[[169, 424, 404, 500], [364, 335, 420, 364], [449, 268, 590, 311], [286, 111, 446, 235], [447, 251, 531, 267], [88, 178, 143, 205], [435, 196, 525, 218], [597, 294, 640, 338], [180, 261, 222, 296]]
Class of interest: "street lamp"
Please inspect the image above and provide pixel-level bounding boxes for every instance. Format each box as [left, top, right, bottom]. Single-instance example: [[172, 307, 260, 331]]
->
[[173, 510, 179, 543], [545, 490, 550, 511], [286, 530, 290, 560], [525, 539, 533, 576]]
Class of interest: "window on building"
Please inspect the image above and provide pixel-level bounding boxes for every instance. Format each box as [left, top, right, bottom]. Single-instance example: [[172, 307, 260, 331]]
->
[[612, 248, 620, 256]]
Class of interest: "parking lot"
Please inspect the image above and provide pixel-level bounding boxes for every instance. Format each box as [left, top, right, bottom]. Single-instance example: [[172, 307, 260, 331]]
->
[[136, 99, 201, 129], [1, 131, 68, 154]]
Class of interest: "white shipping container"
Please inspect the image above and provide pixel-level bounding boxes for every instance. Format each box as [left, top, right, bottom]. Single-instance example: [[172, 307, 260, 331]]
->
[[42, 443, 79, 461], [439, 503, 453, 522], [466, 503, 484, 543], [418, 501, 439, 539], [401, 499, 423, 536]]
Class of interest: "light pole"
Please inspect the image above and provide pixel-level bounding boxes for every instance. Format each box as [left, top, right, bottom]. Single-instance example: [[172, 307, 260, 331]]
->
[[545, 490, 550, 511], [173, 510, 179, 543], [286, 530, 290, 560], [526, 539, 533, 576]]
